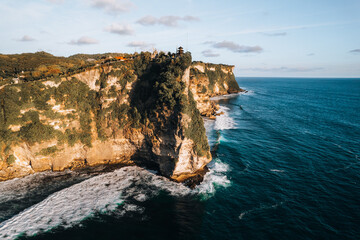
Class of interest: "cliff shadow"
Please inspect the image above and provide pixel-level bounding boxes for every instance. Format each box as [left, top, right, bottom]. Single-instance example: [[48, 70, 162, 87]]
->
[[128, 60, 178, 177]]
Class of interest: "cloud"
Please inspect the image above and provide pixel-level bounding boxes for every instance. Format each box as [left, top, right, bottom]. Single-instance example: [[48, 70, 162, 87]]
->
[[18, 35, 35, 42], [202, 41, 215, 45], [182, 15, 199, 22], [105, 23, 134, 35], [127, 41, 154, 49], [307, 53, 315, 56], [136, 15, 157, 26], [137, 15, 199, 27], [47, 0, 64, 3], [91, 0, 134, 14], [213, 41, 263, 53], [262, 32, 287, 36], [202, 49, 220, 57], [158, 16, 182, 27], [216, 20, 358, 38], [241, 67, 323, 72], [68, 36, 99, 45], [349, 49, 360, 54]]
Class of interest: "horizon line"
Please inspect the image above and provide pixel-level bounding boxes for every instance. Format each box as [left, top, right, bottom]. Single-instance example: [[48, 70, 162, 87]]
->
[[236, 76, 360, 79]]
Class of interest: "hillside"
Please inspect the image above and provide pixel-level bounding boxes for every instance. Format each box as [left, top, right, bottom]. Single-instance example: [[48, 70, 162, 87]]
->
[[0, 51, 242, 184]]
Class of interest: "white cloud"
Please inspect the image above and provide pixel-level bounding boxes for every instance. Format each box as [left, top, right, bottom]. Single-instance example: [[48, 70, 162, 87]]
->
[[262, 32, 287, 37], [105, 23, 134, 35], [91, 0, 134, 14], [18, 35, 35, 42], [202, 49, 220, 57], [68, 36, 99, 45], [137, 15, 199, 27], [158, 16, 182, 27], [127, 41, 154, 50], [136, 15, 157, 26], [47, 0, 64, 3], [213, 41, 263, 53], [217, 20, 358, 37], [202, 41, 215, 45], [182, 15, 199, 22]]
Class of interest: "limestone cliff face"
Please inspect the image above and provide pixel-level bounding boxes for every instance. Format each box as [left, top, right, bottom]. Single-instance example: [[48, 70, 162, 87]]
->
[[0, 54, 242, 183], [189, 62, 244, 117]]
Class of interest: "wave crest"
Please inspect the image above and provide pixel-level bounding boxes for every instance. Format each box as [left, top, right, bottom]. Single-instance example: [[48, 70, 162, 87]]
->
[[0, 161, 231, 239], [214, 106, 237, 130]]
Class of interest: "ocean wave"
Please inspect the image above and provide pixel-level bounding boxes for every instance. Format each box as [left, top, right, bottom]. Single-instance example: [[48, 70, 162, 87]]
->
[[214, 106, 237, 130], [0, 169, 98, 223], [210, 93, 240, 101], [0, 167, 190, 239], [194, 159, 231, 198], [0, 161, 231, 239], [242, 89, 255, 96], [239, 201, 286, 220]]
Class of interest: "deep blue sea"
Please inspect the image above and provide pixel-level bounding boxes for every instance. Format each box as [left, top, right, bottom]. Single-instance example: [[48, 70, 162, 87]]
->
[[0, 77, 359, 240]]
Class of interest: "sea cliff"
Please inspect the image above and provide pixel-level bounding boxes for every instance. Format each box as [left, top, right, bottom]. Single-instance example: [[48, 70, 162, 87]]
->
[[0, 51, 242, 183]]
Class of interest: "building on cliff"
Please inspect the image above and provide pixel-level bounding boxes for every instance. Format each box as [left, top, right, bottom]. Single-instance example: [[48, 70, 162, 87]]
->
[[177, 46, 184, 56]]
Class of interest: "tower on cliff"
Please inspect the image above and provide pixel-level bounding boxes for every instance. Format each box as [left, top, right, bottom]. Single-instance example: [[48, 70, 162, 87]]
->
[[177, 46, 184, 56]]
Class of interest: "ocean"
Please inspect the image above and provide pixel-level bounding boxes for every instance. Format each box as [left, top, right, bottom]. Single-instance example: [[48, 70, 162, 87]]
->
[[0, 77, 359, 240]]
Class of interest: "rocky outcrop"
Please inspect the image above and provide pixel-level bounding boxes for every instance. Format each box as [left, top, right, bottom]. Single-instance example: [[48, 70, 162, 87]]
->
[[0, 53, 241, 184], [189, 62, 244, 117]]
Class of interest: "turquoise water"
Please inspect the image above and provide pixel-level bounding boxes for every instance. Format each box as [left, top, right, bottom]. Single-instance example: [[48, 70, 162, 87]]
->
[[0, 77, 359, 239]]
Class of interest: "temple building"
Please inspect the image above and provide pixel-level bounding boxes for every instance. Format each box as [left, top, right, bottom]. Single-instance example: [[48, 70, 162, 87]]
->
[[177, 46, 184, 56]]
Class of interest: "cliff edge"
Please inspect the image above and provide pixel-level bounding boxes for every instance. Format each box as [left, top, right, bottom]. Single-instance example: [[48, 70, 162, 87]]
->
[[0, 51, 241, 183]]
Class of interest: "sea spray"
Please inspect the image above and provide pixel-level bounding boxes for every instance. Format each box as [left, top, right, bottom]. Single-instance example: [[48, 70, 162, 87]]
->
[[194, 159, 231, 199], [0, 162, 231, 239], [214, 106, 237, 130]]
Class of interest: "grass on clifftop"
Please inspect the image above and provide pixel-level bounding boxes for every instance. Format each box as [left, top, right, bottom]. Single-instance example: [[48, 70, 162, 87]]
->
[[0, 51, 211, 164]]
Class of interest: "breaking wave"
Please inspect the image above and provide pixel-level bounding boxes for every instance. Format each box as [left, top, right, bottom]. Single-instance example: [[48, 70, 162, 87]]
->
[[210, 93, 240, 101], [214, 106, 237, 130], [0, 161, 231, 239], [0, 167, 188, 239], [194, 159, 231, 198]]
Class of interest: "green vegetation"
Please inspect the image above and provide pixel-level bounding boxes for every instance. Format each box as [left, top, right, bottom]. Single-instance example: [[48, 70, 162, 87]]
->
[[0, 50, 215, 165], [64, 129, 79, 147], [131, 51, 191, 115], [38, 146, 58, 156], [206, 64, 240, 93], [19, 121, 56, 143], [6, 154, 15, 165], [130, 52, 209, 156], [0, 77, 98, 148], [191, 62, 240, 94], [201, 85, 207, 93], [0, 51, 96, 82], [182, 91, 210, 157]]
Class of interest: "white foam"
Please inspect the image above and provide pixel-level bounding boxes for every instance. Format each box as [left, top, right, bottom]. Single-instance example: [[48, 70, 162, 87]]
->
[[0, 170, 92, 205], [210, 93, 240, 101], [238, 212, 246, 220], [0, 159, 231, 239], [270, 169, 285, 173], [194, 159, 231, 198], [243, 90, 255, 96], [0, 167, 191, 239], [214, 106, 237, 130], [239, 201, 286, 220]]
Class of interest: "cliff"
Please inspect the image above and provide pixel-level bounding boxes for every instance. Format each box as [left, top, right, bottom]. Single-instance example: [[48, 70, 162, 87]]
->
[[0, 52, 241, 183], [189, 61, 244, 117]]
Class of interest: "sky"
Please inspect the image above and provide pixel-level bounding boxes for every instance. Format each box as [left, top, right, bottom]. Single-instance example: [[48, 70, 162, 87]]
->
[[1, 0, 360, 77]]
